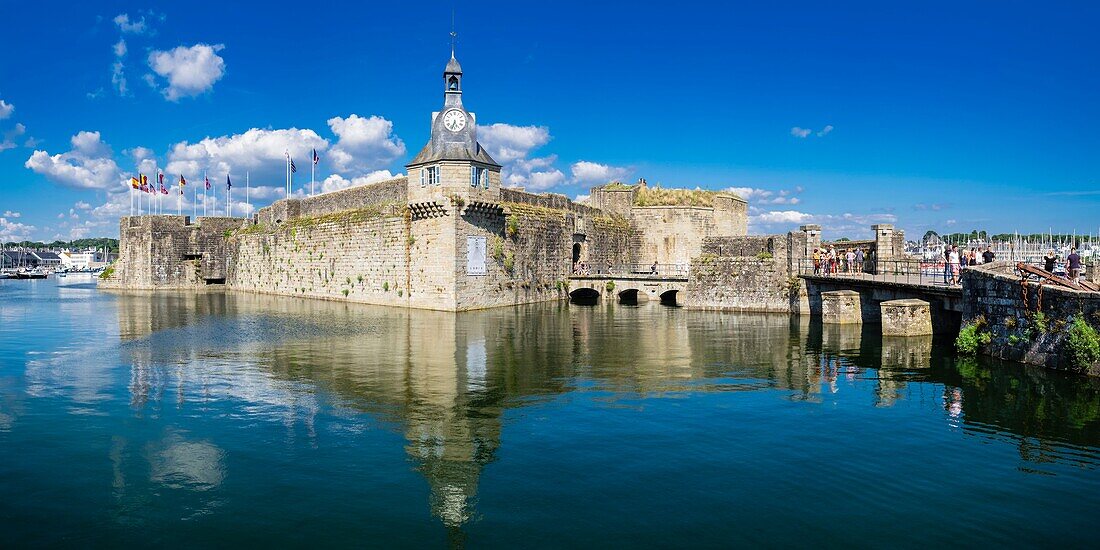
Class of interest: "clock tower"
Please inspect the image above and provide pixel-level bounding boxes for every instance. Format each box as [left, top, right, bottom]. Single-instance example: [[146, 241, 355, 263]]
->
[[406, 51, 501, 203]]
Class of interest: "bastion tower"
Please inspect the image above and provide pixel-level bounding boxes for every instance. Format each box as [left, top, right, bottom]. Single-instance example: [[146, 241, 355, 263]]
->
[[406, 52, 502, 204]]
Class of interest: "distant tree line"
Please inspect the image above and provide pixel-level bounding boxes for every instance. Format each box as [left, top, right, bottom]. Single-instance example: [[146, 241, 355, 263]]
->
[[923, 230, 1090, 245], [3, 238, 120, 252]]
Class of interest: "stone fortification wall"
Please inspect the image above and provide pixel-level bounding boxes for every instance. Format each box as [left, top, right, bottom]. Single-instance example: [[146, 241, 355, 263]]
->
[[684, 234, 795, 312], [500, 188, 598, 215], [632, 206, 722, 266], [961, 262, 1100, 374], [449, 201, 640, 310], [255, 177, 408, 227], [100, 215, 242, 289], [227, 204, 419, 308]]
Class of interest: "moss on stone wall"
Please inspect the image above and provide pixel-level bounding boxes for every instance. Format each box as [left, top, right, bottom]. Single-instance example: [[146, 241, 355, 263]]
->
[[633, 185, 740, 207], [502, 202, 569, 221]]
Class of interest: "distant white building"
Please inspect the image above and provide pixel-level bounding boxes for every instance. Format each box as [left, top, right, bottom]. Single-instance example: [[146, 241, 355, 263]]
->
[[60, 250, 107, 269]]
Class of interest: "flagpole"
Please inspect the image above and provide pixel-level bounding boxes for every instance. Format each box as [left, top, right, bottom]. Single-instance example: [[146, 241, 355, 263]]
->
[[246, 171, 250, 214], [285, 151, 290, 199], [311, 150, 315, 197], [203, 170, 208, 217]]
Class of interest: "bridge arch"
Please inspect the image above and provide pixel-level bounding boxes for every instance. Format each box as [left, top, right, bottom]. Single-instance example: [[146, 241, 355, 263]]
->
[[659, 289, 681, 307], [617, 288, 648, 305], [569, 287, 600, 305]]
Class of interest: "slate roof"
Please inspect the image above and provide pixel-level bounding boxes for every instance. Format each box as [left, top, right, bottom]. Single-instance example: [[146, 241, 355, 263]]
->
[[407, 141, 500, 168], [445, 55, 462, 74]]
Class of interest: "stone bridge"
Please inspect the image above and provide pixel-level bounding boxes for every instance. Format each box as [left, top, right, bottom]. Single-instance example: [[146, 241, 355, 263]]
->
[[568, 273, 689, 306], [800, 273, 963, 331]]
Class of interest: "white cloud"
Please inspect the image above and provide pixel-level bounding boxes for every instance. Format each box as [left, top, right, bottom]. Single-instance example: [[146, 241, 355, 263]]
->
[[477, 122, 564, 191], [725, 185, 803, 205], [166, 128, 328, 181], [74, 201, 91, 210], [3, 210, 20, 218], [0, 115, 19, 151], [111, 61, 128, 96], [791, 125, 833, 138], [113, 13, 148, 34], [477, 123, 551, 164], [113, 39, 127, 57], [24, 131, 124, 191], [0, 99, 13, 119], [574, 194, 590, 204], [147, 44, 226, 101], [0, 215, 36, 242], [570, 160, 631, 186], [320, 171, 397, 194], [527, 170, 567, 191], [325, 114, 405, 173], [755, 210, 813, 224]]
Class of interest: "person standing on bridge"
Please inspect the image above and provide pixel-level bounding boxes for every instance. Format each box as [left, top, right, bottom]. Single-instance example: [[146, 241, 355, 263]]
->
[[855, 248, 865, 273], [1067, 248, 1082, 283], [949, 246, 961, 285], [813, 248, 822, 275], [943, 246, 952, 284], [982, 247, 995, 264], [845, 249, 856, 273], [1043, 250, 1057, 273]]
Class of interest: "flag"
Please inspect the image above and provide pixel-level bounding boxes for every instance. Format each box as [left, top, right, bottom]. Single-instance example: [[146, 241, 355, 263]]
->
[[226, 174, 232, 190], [158, 172, 164, 185], [290, 158, 297, 173], [131, 177, 140, 189], [312, 148, 319, 165], [161, 185, 168, 195], [205, 176, 210, 190], [179, 174, 186, 186], [141, 174, 149, 193]]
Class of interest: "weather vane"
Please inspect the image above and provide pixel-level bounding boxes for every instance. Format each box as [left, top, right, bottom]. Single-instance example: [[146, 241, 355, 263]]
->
[[450, 9, 457, 57]]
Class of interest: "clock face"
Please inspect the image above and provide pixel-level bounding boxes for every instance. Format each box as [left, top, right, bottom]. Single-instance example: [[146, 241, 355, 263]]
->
[[442, 109, 466, 132]]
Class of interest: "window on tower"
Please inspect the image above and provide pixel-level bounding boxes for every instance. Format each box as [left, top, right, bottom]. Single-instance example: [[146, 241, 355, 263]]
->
[[421, 166, 440, 186], [449, 76, 459, 90], [471, 166, 489, 189]]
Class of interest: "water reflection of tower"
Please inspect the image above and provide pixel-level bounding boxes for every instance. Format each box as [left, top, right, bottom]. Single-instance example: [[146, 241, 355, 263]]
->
[[404, 311, 501, 537]]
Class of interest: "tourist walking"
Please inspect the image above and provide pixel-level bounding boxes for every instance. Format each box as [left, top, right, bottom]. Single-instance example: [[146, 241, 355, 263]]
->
[[1067, 248, 1082, 283], [845, 249, 856, 273], [949, 246, 961, 285], [943, 246, 952, 284], [854, 248, 865, 273]]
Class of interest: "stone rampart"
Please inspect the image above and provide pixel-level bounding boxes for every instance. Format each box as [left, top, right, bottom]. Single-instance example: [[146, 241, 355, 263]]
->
[[227, 204, 417, 308], [99, 215, 243, 289], [685, 234, 794, 312], [961, 262, 1100, 374], [255, 177, 408, 227]]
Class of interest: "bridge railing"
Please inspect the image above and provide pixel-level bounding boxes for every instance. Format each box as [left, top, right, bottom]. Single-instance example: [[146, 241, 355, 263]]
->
[[796, 258, 964, 286], [571, 263, 689, 278]]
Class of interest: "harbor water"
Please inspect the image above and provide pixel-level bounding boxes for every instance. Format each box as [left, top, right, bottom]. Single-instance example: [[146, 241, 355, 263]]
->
[[2, 275, 1099, 547]]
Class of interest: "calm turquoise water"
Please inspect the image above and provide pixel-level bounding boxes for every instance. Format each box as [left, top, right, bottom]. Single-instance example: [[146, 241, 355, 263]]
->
[[2, 275, 1100, 547]]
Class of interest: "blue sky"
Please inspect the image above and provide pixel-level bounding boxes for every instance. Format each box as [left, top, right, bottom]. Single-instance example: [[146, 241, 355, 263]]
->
[[1, 0, 1097, 242]]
